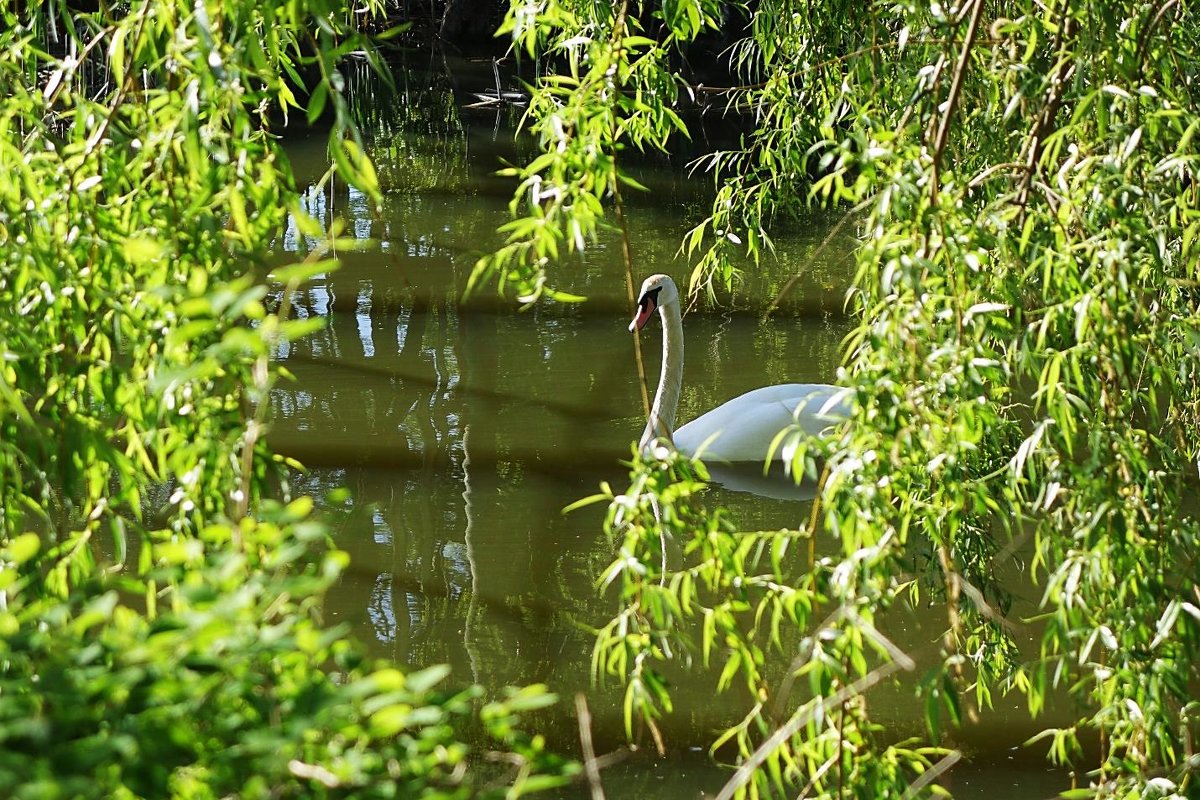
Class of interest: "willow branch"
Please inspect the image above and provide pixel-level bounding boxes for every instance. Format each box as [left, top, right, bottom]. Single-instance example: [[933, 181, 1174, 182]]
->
[[716, 651, 914, 800], [763, 198, 868, 320], [608, 0, 650, 418], [1016, 6, 1078, 215], [1134, 0, 1179, 68], [689, 38, 1006, 99], [575, 694, 607, 800], [930, 0, 986, 207]]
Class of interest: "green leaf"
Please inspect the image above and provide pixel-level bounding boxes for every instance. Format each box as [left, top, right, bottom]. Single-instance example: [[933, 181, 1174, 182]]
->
[[405, 664, 451, 695], [269, 258, 340, 285], [307, 81, 328, 124], [5, 533, 41, 565]]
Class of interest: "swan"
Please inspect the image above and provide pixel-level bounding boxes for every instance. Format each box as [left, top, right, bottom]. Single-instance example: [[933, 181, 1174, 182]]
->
[[630, 274, 850, 463]]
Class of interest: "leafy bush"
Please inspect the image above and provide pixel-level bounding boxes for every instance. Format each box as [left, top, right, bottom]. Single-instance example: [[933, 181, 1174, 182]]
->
[[0, 507, 572, 798], [0, 1, 573, 796]]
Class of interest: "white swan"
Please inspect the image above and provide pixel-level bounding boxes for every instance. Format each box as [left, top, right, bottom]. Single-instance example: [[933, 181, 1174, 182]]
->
[[630, 274, 849, 463]]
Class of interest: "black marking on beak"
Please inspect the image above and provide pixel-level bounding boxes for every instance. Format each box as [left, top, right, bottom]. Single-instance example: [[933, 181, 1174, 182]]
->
[[630, 286, 663, 332]]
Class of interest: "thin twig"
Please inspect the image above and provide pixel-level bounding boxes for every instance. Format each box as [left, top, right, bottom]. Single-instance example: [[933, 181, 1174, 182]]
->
[[840, 607, 916, 670], [899, 750, 962, 800], [1016, 4, 1077, 216], [769, 610, 837, 723], [1134, 0, 1179, 69], [930, 0, 987, 208], [575, 694, 607, 800], [606, 0, 651, 418], [715, 656, 914, 800], [967, 161, 1029, 190], [936, 542, 966, 693], [806, 461, 830, 567], [614, 188, 650, 419], [795, 752, 840, 799], [918, 52, 948, 152], [763, 199, 869, 320]]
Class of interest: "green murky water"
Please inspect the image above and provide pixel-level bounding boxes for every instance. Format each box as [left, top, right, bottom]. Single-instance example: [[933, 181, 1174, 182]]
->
[[269, 57, 1068, 798]]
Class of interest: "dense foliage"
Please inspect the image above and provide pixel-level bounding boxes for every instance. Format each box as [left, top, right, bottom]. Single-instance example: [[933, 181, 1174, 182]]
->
[[489, 0, 1200, 797], [0, 1, 571, 796], [0, 507, 568, 798]]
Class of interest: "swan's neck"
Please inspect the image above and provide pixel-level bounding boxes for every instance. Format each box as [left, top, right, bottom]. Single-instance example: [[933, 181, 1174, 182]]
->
[[640, 301, 684, 451]]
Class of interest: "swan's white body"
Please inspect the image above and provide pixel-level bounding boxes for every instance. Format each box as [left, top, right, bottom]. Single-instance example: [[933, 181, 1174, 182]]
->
[[631, 274, 849, 463], [673, 383, 849, 461]]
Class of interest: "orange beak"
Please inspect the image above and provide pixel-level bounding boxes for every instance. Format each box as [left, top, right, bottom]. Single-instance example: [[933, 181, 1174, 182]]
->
[[630, 294, 657, 332]]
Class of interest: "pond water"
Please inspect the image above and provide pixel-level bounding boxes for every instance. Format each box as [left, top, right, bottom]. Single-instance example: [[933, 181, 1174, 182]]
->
[[269, 56, 1069, 798]]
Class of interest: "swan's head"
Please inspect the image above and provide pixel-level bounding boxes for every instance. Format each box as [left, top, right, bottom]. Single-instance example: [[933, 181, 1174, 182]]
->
[[629, 274, 679, 332]]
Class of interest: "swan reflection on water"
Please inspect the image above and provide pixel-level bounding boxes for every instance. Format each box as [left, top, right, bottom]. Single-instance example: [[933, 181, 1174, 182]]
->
[[700, 459, 823, 502]]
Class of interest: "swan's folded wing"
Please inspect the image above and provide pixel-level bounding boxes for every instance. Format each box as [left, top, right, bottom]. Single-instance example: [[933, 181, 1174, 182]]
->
[[674, 384, 850, 463]]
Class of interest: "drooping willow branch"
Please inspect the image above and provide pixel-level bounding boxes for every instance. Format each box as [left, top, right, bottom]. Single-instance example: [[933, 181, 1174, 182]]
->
[[929, 0, 986, 207]]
